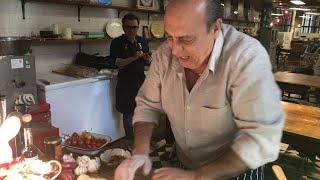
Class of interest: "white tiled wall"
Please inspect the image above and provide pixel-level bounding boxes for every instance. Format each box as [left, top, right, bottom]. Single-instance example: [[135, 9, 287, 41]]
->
[[0, 0, 163, 74]]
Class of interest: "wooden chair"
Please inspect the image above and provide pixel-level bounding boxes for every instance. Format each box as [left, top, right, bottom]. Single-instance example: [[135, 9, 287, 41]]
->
[[277, 82, 310, 101], [272, 165, 288, 180], [285, 41, 305, 70]]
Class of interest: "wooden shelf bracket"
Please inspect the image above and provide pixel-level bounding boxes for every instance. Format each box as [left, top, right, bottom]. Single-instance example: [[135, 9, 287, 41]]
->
[[21, 0, 26, 20], [78, 5, 83, 22]]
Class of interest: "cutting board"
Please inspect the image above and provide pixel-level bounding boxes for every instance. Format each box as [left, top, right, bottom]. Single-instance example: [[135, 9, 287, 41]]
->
[[52, 65, 98, 78]]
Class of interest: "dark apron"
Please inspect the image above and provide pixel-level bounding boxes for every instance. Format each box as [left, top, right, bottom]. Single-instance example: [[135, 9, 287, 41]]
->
[[116, 70, 145, 113]]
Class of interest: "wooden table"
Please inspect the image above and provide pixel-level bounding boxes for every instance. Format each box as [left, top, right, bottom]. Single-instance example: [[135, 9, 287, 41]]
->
[[281, 101, 320, 154], [88, 165, 149, 180], [274, 71, 320, 88]]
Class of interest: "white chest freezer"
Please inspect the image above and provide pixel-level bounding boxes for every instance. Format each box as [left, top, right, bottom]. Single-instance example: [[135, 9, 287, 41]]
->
[[36, 73, 124, 141]]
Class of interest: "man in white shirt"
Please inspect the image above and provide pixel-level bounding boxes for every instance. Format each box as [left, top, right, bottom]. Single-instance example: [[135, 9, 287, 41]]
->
[[115, 0, 285, 179]]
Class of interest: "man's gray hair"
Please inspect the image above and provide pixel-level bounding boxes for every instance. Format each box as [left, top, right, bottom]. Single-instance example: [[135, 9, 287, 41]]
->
[[205, 0, 223, 32]]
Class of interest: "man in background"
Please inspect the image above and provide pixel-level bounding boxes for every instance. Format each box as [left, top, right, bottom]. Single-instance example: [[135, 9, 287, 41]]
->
[[109, 13, 151, 148]]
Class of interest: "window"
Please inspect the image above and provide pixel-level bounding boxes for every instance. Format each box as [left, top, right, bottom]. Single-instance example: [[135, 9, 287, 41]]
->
[[301, 14, 320, 33]]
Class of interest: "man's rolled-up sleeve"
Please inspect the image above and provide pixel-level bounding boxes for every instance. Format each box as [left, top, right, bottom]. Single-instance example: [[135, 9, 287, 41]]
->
[[229, 47, 285, 169], [133, 45, 167, 126]]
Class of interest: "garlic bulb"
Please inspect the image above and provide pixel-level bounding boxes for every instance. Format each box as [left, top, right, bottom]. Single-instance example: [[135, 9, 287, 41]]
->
[[63, 153, 76, 163], [77, 155, 91, 167], [95, 157, 101, 167], [87, 157, 101, 173], [74, 165, 88, 176]]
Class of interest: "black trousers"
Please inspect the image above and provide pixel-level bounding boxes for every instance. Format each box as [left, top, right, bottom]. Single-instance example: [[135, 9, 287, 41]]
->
[[123, 113, 134, 140]]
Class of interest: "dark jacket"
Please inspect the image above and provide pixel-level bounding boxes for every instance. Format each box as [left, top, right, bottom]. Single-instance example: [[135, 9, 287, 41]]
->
[[110, 35, 150, 113]]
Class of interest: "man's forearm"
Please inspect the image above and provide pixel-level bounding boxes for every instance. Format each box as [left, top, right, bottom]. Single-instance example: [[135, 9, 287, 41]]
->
[[132, 122, 156, 155], [195, 148, 248, 180], [116, 56, 137, 67]]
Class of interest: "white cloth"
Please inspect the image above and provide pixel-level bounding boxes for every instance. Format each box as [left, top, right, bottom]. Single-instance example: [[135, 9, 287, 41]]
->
[[133, 24, 285, 169]]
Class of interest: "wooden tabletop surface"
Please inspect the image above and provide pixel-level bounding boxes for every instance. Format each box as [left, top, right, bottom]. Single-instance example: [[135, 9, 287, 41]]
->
[[274, 71, 320, 88], [281, 101, 320, 141], [85, 165, 149, 180]]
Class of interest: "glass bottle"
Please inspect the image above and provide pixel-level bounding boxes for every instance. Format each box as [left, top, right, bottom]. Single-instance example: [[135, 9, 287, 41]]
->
[[21, 114, 38, 159], [44, 136, 62, 160]]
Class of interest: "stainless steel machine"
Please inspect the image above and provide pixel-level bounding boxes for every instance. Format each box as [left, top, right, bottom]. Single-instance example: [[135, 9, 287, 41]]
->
[[0, 37, 38, 118]]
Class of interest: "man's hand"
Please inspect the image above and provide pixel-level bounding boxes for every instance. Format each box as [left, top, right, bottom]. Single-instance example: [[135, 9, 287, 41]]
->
[[135, 51, 145, 59], [114, 154, 152, 180], [142, 52, 152, 64], [152, 167, 198, 180], [116, 51, 145, 69], [114, 122, 155, 180]]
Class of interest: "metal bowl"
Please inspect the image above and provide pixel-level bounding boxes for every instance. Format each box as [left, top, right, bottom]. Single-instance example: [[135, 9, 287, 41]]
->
[[0, 37, 32, 56]]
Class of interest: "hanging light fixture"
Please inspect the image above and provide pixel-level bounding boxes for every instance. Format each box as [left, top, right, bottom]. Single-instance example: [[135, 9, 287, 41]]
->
[[289, 7, 311, 11], [290, 0, 306, 5]]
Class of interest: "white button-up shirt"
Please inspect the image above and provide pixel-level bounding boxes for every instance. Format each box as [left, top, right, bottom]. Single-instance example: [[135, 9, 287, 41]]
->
[[133, 24, 285, 169]]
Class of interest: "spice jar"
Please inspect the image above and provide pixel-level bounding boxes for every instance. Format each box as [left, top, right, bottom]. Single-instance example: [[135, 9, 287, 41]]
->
[[44, 136, 62, 160]]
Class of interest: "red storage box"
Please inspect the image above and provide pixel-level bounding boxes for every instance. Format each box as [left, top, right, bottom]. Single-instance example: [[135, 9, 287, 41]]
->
[[31, 122, 59, 153], [30, 103, 51, 123], [31, 111, 51, 123], [30, 102, 50, 114]]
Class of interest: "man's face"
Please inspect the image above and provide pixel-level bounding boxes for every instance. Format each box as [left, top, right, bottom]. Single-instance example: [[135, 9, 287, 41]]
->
[[164, 0, 219, 71], [123, 19, 139, 40]]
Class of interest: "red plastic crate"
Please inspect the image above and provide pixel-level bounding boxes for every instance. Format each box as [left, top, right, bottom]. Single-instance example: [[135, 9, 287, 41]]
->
[[30, 102, 50, 114], [31, 111, 51, 123]]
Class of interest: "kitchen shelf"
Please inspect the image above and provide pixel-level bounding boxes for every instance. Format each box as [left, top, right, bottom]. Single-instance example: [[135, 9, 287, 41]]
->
[[223, 18, 259, 24], [31, 38, 166, 52], [31, 38, 112, 52], [31, 38, 111, 45], [31, 38, 166, 45], [21, 0, 164, 21]]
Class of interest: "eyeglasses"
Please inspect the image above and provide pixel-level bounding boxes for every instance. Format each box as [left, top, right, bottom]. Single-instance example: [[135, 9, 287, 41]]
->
[[124, 25, 139, 29]]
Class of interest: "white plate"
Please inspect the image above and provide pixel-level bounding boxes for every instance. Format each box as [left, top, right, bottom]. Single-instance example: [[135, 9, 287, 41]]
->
[[150, 20, 164, 39], [106, 19, 124, 39], [62, 133, 111, 156], [141, 0, 153, 7]]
